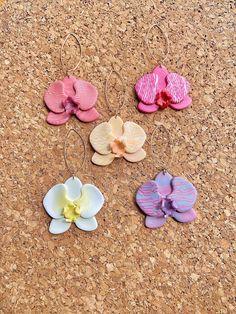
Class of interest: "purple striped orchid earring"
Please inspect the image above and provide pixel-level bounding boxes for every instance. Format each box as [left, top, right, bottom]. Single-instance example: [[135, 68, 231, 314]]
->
[[136, 123, 198, 229], [135, 24, 192, 113]]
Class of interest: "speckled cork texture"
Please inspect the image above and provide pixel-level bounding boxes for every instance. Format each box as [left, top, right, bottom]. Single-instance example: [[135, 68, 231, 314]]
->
[[0, 0, 235, 313]]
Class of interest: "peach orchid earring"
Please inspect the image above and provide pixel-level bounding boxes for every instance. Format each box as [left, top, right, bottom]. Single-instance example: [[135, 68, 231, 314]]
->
[[89, 70, 147, 166]]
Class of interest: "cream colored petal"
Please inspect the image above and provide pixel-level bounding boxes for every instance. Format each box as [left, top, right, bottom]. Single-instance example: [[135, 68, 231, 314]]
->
[[92, 152, 115, 166], [90, 122, 115, 154], [123, 121, 147, 153], [109, 116, 123, 137], [123, 148, 146, 162]]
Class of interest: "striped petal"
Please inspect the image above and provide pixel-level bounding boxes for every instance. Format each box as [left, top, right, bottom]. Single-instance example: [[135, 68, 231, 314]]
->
[[172, 208, 197, 223], [168, 177, 197, 212], [155, 171, 173, 197], [152, 65, 169, 92], [136, 180, 161, 216], [145, 216, 167, 229], [74, 80, 98, 110], [44, 81, 66, 113], [135, 73, 159, 104], [166, 73, 190, 103]]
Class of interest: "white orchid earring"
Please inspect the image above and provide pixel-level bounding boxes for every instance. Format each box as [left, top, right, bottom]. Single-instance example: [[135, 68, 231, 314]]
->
[[89, 69, 147, 166], [43, 129, 105, 234]]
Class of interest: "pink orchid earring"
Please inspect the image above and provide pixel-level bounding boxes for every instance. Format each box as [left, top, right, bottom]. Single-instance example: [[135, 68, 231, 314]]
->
[[89, 70, 147, 166], [43, 129, 105, 234], [44, 33, 100, 125], [135, 24, 192, 113], [136, 123, 198, 229]]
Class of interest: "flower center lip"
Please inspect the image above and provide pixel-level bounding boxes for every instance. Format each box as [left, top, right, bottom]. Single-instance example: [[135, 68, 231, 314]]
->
[[63, 201, 80, 222], [156, 90, 172, 109], [110, 138, 126, 157], [160, 198, 173, 218], [62, 96, 79, 114]]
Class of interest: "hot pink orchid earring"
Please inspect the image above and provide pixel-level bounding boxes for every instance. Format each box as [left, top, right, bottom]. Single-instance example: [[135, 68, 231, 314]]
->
[[43, 129, 105, 234], [44, 33, 100, 125], [135, 24, 192, 113], [136, 123, 198, 229], [89, 70, 147, 166]]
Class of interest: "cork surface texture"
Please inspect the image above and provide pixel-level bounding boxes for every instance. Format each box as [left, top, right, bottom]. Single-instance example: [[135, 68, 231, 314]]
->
[[0, 0, 235, 313]]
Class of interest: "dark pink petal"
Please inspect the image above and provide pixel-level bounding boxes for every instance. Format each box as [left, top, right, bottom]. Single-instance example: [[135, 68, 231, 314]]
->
[[137, 102, 159, 113], [73, 80, 98, 110], [168, 176, 197, 212], [62, 75, 77, 97], [135, 73, 159, 105], [44, 81, 66, 113], [76, 108, 100, 122], [152, 65, 169, 92], [170, 96, 192, 110], [136, 180, 161, 216], [172, 208, 197, 223], [46, 111, 70, 125], [145, 216, 167, 228], [155, 171, 173, 197], [166, 73, 190, 103]]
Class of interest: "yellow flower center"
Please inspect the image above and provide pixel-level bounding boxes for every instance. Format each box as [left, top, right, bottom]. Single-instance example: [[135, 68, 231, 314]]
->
[[110, 139, 126, 157], [63, 201, 80, 222]]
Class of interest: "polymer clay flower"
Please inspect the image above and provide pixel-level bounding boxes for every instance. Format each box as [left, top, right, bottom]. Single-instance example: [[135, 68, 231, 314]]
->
[[136, 171, 197, 228], [135, 65, 192, 112], [90, 116, 147, 166], [43, 177, 104, 234], [44, 75, 100, 125]]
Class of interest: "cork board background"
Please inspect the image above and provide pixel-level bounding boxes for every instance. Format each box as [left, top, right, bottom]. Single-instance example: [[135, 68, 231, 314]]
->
[[0, 0, 235, 313]]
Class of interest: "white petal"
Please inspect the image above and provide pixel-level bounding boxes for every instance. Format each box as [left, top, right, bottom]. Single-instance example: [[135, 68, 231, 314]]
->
[[65, 177, 82, 201], [75, 217, 98, 231], [79, 184, 104, 218], [49, 218, 71, 234], [92, 152, 115, 166], [43, 184, 67, 218]]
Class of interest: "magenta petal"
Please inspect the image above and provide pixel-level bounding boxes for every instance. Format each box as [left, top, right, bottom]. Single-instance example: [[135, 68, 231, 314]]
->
[[152, 65, 169, 92], [62, 75, 77, 97], [172, 209, 197, 223], [73, 80, 98, 110], [145, 216, 167, 228], [137, 102, 159, 113], [136, 180, 161, 216], [76, 108, 100, 122], [166, 73, 190, 103], [46, 111, 70, 125], [44, 81, 66, 113], [155, 171, 173, 197], [168, 176, 197, 212], [135, 73, 159, 104], [170, 96, 192, 110]]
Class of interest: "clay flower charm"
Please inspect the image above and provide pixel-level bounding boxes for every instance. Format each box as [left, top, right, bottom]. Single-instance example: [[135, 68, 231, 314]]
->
[[43, 177, 104, 234], [136, 171, 197, 228], [90, 116, 147, 166], [44, 75, 100, 125], [135, 65, 192, 113]]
